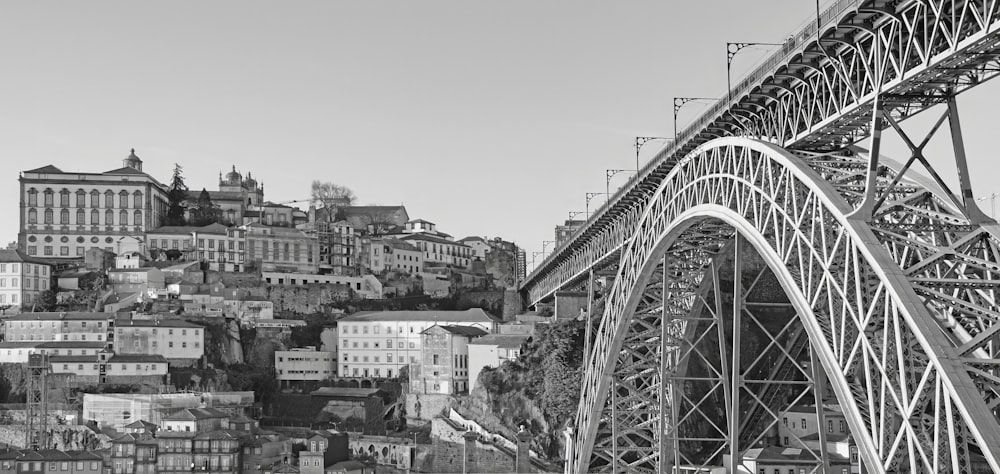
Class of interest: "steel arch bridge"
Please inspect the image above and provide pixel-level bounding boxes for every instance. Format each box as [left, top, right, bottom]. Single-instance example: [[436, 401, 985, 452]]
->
[[519, 0, 1000, 472]]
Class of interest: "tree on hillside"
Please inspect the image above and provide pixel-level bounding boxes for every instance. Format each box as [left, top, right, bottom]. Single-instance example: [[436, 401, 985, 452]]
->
[[166, 164, 189, 226], [310, 181, 356, 221], [189, 188, 222, 226], [354, 205, 400, 236]]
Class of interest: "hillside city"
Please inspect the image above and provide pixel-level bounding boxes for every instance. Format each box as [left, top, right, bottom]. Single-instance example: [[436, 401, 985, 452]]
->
[[0, 150, 565, 474]]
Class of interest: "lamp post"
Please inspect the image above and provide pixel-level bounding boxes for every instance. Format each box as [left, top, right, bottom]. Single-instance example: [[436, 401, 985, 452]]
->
[[606, 169, 635, 198], [726, 42, 782, 102], [542, 240, 556, 254], [674, 97, 716, 139], [634, 137, 671, 171], [977, 194, 999, 219], [531, 251, 546, 270], [585, 192, 606, 216]]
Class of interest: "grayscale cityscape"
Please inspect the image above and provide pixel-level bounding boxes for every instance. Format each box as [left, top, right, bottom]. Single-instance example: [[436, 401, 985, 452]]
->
[[2, 1, 1000, 473]]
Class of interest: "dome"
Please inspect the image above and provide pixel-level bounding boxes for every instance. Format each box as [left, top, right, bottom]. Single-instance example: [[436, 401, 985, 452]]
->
[[123, 148, 143, 171], [244, 171, 257, 188], [225, 165, 242, 182]]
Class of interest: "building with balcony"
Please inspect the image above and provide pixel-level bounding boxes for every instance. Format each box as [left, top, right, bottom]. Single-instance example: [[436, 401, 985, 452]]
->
[[18, 150, 169, 259], [398, 233, 472, 269], [11, 451, 103, 474], [337, 309, 498, 379], [110, 432, 159, 474]]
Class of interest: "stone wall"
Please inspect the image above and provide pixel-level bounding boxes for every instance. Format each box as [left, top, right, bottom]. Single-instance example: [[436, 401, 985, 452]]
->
[[347, 434, 414, 471], [0, 425, 110, 450], [406, 393, 452, 422], [265, 285, 352, 314]]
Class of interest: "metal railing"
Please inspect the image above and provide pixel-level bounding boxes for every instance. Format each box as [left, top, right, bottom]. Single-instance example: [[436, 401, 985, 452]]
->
[[527, 0, 862, 284]]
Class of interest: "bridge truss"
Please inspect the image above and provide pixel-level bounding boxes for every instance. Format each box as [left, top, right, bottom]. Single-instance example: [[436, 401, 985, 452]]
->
[[518, 0, 1000, 472]]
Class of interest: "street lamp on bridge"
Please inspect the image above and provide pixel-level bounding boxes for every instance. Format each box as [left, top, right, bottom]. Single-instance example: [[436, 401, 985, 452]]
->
[[531, 251, 546, 270], [673, 97, 716, 140], [634, 137, 671, 171], [606, 169, 635, 198], [585, 192, 606, 216], [726, 42, 782, 102], [542, 240, 556, 254]]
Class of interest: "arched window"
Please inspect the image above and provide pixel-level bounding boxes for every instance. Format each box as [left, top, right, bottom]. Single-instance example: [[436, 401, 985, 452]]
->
[[59, 189, 70, 207], [43, 189, 54, 207], [90, 190, 99, 208], [27, 189, 38, 207], [227, 209, 236, 224], [27, 209, 37, 224], [104, 191, 114, 209], [60, 209, 69, 225], [133, 191, 142, 209], [119, 210, 128, 226], [75, 189, 86, 207], [133, 210, 142, 227], [76, 209, 85, 225], [119, 191, 128, 209], [105, 210, 114, 225], [43, 209, 53, 224], [91, 209, 99, 225]]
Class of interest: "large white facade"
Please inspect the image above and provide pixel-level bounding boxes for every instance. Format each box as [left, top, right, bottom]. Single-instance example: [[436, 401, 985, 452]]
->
[[337, 309, 496, 379], [18, 151, 169, 259]]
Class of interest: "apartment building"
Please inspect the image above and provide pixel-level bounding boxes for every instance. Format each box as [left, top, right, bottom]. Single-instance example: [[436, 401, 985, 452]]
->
[[3, 312, 109, 343], [412, 325, 486, 395], [274, 347, 336, 386], [244, 223, 319, 274], [337, 309, 497, 379], [113, 319, 204, 362], [0, 250, 52, 310]]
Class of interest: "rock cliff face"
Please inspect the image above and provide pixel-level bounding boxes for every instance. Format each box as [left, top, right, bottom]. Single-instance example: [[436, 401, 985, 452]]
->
[[0, 426, 110, 450]]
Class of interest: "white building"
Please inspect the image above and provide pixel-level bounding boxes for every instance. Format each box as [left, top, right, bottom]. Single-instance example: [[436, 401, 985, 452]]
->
[[18, 151, 169, 259], [113, 319, 204, 361], [262, 271, 383, 299], [337, 309, 497, 379], [275, 347, 336, 386], [0, 249, 52, 311], [0, 341, 108, 364], [468, 334, 530, 391], [3, 312, 109, 343], [458, 236, 491, 260]]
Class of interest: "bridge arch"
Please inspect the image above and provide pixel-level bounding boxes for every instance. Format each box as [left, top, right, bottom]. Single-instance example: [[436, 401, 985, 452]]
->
[[572, 137, 1000, 473]]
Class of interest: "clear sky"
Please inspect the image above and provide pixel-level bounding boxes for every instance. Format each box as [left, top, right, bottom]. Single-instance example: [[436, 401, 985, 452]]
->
[[3, 1, 999, 273]]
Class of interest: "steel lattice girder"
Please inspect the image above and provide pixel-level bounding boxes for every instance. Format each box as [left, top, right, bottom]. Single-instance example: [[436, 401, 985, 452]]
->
[[569, 138, 1000, 474], [523, 0, 1000, 303]]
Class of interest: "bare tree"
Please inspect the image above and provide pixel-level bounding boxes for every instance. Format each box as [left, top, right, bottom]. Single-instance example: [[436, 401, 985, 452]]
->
[[311, 180, 356, 221]]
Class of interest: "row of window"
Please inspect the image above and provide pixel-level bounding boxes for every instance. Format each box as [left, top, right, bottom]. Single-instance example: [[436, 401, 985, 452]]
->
[[59, 363, 163, 372], [344, 366, 393, 377], [27, 188, 143, 209], [27, 208, 143, 226], [13, 461, 101, 472], [344, 339, 417, 350], [15, 333, 101, 341], [343, 353, 417, 364], [341, 323, 433, 334]]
